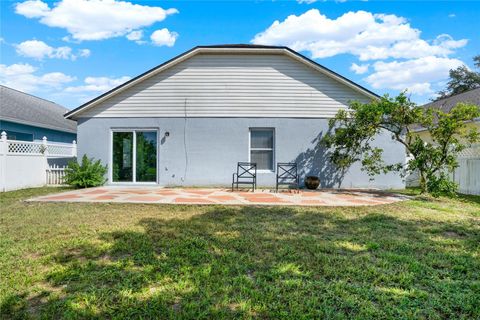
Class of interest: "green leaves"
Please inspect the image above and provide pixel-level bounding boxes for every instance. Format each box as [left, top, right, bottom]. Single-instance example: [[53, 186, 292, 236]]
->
[[322, 93, 480, 197], [436, 55, 480, 100], [64, 155, 108, 188]]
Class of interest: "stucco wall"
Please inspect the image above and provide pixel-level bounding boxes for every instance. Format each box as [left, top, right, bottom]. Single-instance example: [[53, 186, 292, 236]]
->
[[77, 117, 405, 189]]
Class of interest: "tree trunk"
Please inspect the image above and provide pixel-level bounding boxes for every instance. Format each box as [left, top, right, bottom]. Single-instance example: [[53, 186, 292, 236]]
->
[[419, 171, 428, 194]]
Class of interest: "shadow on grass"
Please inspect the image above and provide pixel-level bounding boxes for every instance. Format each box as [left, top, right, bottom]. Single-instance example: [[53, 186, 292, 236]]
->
[[397, 187, 480, 206], [457, 193, 480, 205], [2, 206, 479, 319]]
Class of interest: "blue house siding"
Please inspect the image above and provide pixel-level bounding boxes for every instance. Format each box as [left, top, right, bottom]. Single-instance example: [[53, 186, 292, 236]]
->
[[77, 117, 405, 189], [0, 120, 76, 143]]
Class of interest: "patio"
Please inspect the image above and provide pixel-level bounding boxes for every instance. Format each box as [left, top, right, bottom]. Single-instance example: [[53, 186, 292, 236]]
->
[[29, 187, 408, 206]]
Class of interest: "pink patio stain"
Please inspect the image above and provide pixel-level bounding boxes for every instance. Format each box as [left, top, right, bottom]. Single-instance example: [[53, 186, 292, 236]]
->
[[126, 195, 164, 202], [82, 189, 109, 195], [42, 194, 82, 200], [94, 195, 118, 200], [300, 199, 327, 205], [174, 197, 214, 204], [208, 195, 238, 201]]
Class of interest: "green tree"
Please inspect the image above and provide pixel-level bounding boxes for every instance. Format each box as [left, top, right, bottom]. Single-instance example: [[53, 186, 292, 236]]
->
[[436, 54, 480, 100], [322, 93, 480, 196]]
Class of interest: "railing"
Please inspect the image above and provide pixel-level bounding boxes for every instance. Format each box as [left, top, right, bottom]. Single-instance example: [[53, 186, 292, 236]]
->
[[46, 164, 67, 185], [1, 132, 76, 157]]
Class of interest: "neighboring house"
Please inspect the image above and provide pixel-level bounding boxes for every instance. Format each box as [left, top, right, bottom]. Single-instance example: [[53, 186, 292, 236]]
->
[[416, 87, 480, 141], [0, 85, 76, 143], [410, 87, 480, 194], [65, 45, 405, 188]]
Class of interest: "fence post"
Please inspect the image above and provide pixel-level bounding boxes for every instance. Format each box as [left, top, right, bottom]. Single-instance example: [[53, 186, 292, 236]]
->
[[42, 136, 48, 156], [72, 140, 77, 157], [1, 131, 7, 192], [0, 131, 6, 154], [42, 136, 48, 186]]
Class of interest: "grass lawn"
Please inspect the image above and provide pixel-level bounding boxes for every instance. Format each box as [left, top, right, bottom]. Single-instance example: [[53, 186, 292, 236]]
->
[[1, 188, 479, 319]]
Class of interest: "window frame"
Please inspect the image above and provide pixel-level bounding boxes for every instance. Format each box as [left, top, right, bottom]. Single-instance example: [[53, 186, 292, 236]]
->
[[248, 128, 275, 173]]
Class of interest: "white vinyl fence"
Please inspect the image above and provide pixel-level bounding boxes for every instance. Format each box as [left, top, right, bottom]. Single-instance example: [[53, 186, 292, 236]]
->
[[46, 164, 68, 185], [0, 131, 76, 192], [452, 144, 480, 195], [405, 144, 480, 195]]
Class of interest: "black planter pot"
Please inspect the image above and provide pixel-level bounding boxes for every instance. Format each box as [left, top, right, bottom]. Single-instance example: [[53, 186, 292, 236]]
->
[[305, 176, 320, 190]]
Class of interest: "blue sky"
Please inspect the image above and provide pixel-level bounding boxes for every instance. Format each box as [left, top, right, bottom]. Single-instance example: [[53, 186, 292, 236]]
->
[[1, 0, 479, 109]]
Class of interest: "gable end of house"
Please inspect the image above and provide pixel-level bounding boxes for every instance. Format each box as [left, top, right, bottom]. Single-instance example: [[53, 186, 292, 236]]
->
[[65, 45, 378, 120]]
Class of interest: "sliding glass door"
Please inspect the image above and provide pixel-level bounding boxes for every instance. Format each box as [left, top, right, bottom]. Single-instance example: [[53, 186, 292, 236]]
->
[[112, 132, 134, 182], [135, 131, 157, 182], [112, 130, 157, 183]]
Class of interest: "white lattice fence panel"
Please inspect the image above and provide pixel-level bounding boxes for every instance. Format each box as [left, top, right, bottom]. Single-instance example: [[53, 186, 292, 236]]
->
[[7, 141, 44, 154], [457, 144, 480, 159], [47, 144, 73, 156]]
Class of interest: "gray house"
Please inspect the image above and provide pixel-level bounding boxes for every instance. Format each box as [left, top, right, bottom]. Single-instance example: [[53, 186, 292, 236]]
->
[[65, 45, 405, 188]]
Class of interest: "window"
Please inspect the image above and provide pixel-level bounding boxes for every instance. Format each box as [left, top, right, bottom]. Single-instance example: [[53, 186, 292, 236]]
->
[[250, 129, 274, 171], [2, 130, 33, 141]]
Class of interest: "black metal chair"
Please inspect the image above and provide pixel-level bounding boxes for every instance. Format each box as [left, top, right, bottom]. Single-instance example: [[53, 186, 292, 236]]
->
[[232, 162, 257, 191], [276, 162, 299, 192]]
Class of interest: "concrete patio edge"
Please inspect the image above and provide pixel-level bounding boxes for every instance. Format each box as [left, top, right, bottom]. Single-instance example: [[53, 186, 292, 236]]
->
[[27, 187, 410, 207]]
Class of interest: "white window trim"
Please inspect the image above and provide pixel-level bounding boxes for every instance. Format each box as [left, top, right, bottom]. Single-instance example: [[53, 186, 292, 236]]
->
[[249, 128, 275, 173], [109, 128, 159, 184]]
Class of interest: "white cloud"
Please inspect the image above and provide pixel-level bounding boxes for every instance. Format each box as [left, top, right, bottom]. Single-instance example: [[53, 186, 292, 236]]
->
[[41, 72, 76, 87], [15, 0, 178, 41], [364, 56, 464, 95], [126, 30, 143, 41], [350, 63, 369, 74], [251, 9, 467, 61], [0, 63, 36, 76], [15, 40, 90, 60], [126, 30, 146, 45], [448, 13, 456, 18], [0, 63, 75, 92], [151, 28, 178, 47], [79, 49, 91, 58], [65, 76, 131, 93], [14, 0, 49, 18], [15, 40, 52, 59], [252, 9, 469, 97]]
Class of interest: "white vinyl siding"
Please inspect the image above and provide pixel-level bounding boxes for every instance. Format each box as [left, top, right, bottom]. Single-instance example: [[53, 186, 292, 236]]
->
[[78, 53, 371, 119]]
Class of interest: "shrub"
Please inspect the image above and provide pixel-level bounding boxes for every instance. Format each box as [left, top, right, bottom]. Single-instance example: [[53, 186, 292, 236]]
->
[[426, 172, 458, 198], [64, 155, 107, 188]]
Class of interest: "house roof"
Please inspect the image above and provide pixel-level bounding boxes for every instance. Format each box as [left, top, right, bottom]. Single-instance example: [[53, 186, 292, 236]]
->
[[413, 88, 480, 132], [422, 87, 480, 113], [65, 44, 380, 119], [0, 85, 76, 133]]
